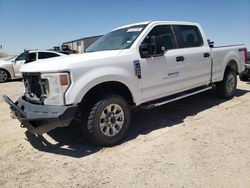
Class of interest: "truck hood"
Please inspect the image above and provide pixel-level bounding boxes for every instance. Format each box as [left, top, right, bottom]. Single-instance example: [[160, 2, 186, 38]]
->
[[20, 50, 122, 73]]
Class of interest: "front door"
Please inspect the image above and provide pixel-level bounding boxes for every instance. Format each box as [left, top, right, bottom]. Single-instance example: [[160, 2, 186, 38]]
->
[[13, 52, 37, 77], [13, 52, 28, 77], [139, 25, 185, 101]]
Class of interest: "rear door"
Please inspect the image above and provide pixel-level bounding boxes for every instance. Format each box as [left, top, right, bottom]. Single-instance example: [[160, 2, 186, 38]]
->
[[172, 25, 212, 88]]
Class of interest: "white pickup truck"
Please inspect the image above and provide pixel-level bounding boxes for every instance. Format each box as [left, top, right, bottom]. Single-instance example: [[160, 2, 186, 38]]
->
[[0, 50, 66, 82], [4, 21, 248, 146]]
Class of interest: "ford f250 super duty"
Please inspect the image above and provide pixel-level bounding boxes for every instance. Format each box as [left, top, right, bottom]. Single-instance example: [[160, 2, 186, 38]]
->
[[3, 21, 248, 146]]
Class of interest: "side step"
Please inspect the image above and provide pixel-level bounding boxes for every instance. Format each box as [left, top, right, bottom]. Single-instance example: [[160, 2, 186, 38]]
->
[[140, 86, 213, 109]]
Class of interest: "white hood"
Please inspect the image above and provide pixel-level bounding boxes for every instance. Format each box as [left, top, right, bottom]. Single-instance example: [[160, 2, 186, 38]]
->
[[20, 50, 122, 73], [0, 60, 11, 65]]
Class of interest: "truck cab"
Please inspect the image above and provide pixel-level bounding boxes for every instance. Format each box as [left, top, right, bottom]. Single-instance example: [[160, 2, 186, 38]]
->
[[135, 23, 212, 101]]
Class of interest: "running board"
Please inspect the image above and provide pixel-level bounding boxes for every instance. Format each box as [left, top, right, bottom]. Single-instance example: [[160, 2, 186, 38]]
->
[[140, 86, 213, 109]]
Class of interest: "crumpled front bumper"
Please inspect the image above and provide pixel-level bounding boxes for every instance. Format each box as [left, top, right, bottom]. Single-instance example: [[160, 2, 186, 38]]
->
[[3, 95, 78, 135]]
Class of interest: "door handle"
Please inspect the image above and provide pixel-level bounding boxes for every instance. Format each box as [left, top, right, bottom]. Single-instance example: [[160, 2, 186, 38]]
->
[[204, 53, 210, 58], [176, 56, 185, 62]]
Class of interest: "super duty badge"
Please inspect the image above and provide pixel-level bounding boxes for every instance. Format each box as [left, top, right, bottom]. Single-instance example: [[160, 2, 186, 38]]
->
[[133, 60, 141, 79]]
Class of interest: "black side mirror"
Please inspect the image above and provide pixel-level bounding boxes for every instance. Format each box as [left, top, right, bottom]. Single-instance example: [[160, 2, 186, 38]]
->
[[150, 36, 164, 56], [207, 39, 214, 48], [139, 36, 165, 58], [139, 43, 151, 58]]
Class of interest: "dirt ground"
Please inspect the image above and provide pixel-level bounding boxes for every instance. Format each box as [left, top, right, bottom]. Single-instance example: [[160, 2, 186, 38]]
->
[[0, 79, 250, 188]]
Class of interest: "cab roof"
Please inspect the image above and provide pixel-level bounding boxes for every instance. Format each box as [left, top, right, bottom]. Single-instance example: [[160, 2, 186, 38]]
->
[[24, 50, 66, 55], [114, 20, 198, 30]]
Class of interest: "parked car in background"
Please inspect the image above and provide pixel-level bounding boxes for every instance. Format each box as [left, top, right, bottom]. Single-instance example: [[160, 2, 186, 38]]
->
[[239, 51, 250, 81], [0, 50, 66, 82]]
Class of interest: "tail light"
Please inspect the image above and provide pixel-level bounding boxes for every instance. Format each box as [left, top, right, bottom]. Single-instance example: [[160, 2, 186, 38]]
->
[[244, 48, 248, 64]]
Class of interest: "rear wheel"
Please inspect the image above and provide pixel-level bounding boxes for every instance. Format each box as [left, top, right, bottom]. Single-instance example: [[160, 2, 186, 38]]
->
[[0, 69, 9, 83], [82, 94, 131, 147], [216, 69, 237, 99]]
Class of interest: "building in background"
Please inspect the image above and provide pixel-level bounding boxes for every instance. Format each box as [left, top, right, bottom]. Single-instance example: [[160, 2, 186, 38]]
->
[[62, 35, 102, 54]]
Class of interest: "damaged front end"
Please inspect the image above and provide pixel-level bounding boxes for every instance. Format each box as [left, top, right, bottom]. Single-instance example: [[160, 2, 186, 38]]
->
[[3, 72, 78, 134]]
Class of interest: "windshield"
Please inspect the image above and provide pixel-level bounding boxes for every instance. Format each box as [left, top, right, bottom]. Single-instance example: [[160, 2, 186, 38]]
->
[[85, 24, 147, 52], [15, 52, 29, 61]]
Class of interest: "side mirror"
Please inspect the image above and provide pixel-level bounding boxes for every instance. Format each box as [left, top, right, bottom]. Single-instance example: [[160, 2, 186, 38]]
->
[[150, 36, 165, 56], [139, 36, 165, 58], [139, 43, 151, 58], [207, 39, 214, 48]]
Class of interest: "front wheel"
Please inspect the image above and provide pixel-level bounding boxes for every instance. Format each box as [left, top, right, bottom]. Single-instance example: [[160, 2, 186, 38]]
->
[[0, 69, 10, 83], [216, 69, 237, 99], [83, 95, 131, 147]]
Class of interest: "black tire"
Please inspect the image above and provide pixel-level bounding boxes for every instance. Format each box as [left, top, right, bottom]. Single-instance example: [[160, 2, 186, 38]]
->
[[0, 69, 10, 83], [239, 72, 248, 82], [216, 69, 237, 99], [82, 94, 131, 147]]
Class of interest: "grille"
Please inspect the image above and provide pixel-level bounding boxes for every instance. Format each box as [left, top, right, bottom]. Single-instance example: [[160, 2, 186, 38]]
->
[[23, 73, 46, 104]]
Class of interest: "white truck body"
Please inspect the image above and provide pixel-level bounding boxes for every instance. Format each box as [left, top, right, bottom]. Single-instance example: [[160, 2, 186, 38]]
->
[[20, 21, 245, 105], [4, 21, 248, 146]]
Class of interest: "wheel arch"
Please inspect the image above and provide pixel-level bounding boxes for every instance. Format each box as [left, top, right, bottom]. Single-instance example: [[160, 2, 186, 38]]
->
[[80, 81, 135, 106], [221, 59, 239, 80], [222, 49, 241, 76], [226, 60, 238, 74], [66, 77, 141, 106]]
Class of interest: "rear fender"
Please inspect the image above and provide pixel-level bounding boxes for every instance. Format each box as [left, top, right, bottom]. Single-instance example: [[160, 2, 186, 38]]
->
[[221, 51, 240, 80]]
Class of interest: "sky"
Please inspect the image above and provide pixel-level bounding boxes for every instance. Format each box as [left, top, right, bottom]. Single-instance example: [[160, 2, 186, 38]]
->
[[0, 0, 249, 55]]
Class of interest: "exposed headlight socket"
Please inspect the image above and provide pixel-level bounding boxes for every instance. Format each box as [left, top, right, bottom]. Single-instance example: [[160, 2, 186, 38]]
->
[[41, 72, 71, 105]]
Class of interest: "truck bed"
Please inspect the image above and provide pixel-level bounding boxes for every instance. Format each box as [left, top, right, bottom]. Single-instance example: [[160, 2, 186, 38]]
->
[[211, 44, 246, 82]]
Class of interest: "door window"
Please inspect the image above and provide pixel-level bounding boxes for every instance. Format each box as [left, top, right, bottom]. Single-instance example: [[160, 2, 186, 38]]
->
[[38, 52, 59, 59], [142, 25, 176, 50], [173, 25, 203, 48], [15, 52, 29, 61], [25, 53, 37, 63]]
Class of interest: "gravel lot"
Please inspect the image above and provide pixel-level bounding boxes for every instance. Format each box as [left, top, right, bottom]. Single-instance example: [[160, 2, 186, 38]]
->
[[0, 79, 250, 188]]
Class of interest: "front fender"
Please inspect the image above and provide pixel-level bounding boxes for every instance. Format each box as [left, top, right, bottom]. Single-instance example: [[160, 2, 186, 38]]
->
[[65, 67, 142, 105]]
